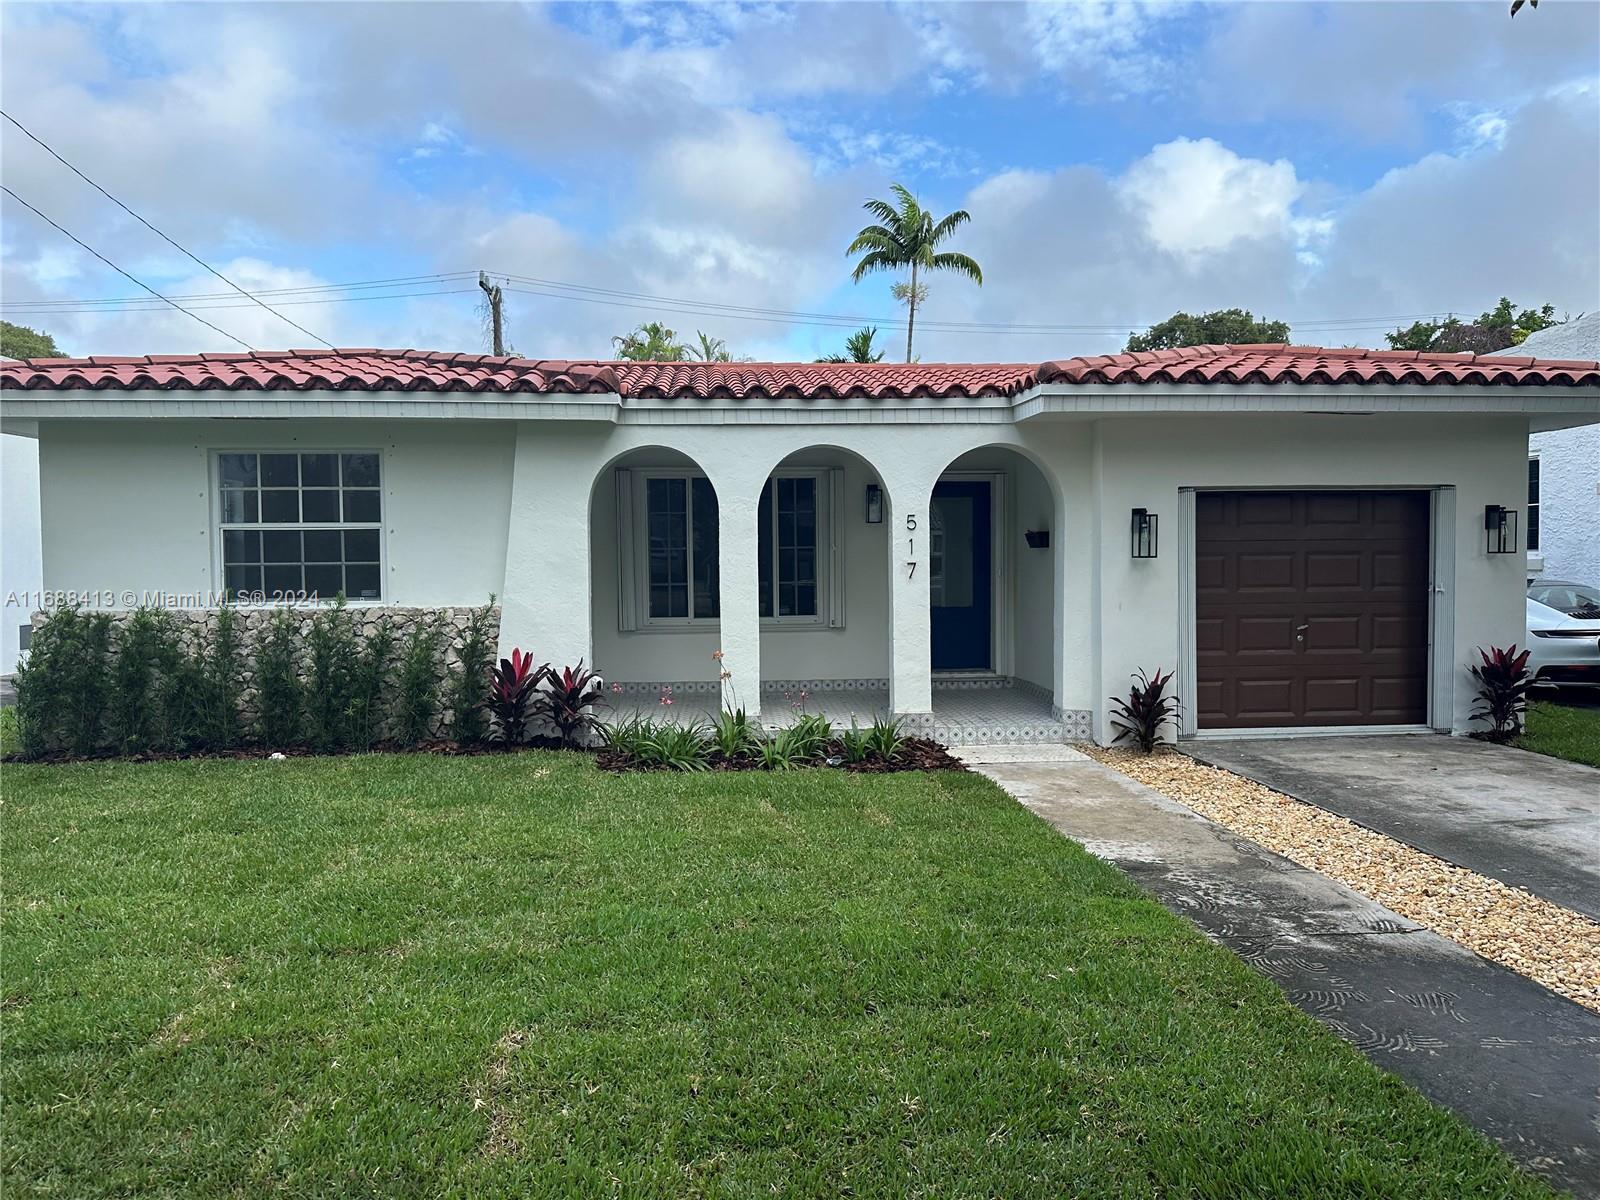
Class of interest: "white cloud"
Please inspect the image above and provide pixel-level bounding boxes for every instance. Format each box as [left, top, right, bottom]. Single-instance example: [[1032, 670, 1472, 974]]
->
[[1119, 138, 1304, 259]]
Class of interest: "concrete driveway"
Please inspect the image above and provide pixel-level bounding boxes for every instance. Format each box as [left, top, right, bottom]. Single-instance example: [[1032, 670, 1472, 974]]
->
[[1187, 735, 1600, 921]]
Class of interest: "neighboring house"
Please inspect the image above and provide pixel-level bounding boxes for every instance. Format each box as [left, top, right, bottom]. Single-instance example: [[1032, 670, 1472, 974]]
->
[[2, 344, 1596, 744], [1518, 313, 1600, 587], [0, 432, 42, 670]]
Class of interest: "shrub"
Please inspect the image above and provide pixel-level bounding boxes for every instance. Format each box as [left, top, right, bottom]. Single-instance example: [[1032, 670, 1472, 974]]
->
[[865, 716, 906, 763], [1470, 645, 1532, 739], [838, 718, 872, 764], [710, 707, 758, 759], [256, 608, 303, 748], [13, 606, 114, 758], [788, 714, 834, 760], [346, 615, 394, 752], [394, 616, 445, 747], [536, 660, 606, 748], [1108, 668, 1179, 753], [110, 608, 185, 754], [757, 725, 809, 771], [639, 721, 711, 771], [489, 648, 541, 745], [448, 600, 497, 745], [305, 601, 362, 752], [603, 716, 711, 771], [192, 604, 244, 750]]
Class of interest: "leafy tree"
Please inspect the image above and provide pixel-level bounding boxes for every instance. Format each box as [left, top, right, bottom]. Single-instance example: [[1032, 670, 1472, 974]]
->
[[1385, 298, 1558, 354], [1, 321, 63, 360], [689, 331, 733, 362], [846, 184, 982, 363], [1125, 309, 1291, 353], [817, 326, 886, 364], [612, 322, 689, 362]]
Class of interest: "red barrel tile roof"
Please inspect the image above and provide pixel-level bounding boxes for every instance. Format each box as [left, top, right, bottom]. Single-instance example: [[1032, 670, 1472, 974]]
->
[[3, 344, 1597, 397]]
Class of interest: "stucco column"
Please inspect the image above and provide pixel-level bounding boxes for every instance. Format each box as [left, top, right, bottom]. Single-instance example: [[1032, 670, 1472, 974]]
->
[[885, 471, 936, 715], [711, 473, 764, 715], [500, 422, 600, 668]]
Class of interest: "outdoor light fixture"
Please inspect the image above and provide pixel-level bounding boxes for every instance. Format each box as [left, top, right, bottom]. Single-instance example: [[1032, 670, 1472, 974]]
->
[[1484, 504, 1519, 555], [1025, 529, 1050, 549], [865, 483, 884, 524], [1131, 508, 1158, 559]]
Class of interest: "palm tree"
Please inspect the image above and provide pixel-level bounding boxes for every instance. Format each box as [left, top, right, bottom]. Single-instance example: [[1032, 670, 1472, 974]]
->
[[817, 326, 886, 364], [689, 331, 733, 362], [612, 322, 689, 361], [846, 184, 982, 362]]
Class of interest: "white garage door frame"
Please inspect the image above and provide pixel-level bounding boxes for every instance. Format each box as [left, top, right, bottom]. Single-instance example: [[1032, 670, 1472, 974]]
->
[[1176, 485, 1456, 740]]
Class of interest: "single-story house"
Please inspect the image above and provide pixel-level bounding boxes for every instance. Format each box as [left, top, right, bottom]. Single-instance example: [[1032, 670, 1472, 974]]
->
[[3, 344, 1597, 745], [1518, 313, 1600, 587]]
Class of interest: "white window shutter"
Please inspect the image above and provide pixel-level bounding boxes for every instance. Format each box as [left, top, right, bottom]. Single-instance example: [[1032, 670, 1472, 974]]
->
[[828, 468, 844, 628]]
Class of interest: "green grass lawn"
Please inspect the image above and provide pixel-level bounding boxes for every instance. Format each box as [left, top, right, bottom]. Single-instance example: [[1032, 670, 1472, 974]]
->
[[1519, 699, 1600, 768], [2, 751, 1556, 1198]]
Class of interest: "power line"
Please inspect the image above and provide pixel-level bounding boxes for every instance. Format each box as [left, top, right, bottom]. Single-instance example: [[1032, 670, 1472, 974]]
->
[[0, 287, 477, 316], [0, 271, 478, 310], [1, 185, 254, 349], [1, 109, 337, 349]]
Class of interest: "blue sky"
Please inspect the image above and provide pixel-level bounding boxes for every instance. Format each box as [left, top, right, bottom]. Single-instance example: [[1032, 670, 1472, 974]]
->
[[2, 1, 1597, 362]]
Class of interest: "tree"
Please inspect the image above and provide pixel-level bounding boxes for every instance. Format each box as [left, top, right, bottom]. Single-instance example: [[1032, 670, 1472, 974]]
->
[[817, 326, 886, 364], [1, 321, 63, 360], [846, 184, 982, 363], [1385, 298, 1558, 354], [688, 332, 732, 362], [612, 322, 689, 362], [1124, 309, 1291, 353]]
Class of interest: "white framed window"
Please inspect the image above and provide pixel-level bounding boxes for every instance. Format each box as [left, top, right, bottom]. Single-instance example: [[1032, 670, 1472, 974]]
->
[[617, 468, 841, 631], [216, 451, 383, 600], [1527, 454, 1541, 554]]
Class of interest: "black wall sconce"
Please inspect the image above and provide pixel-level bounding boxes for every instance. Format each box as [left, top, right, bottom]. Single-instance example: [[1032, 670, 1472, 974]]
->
[[865, 483, 884, 524], [1131, 508, 1158, 558], [1024, 529, 1050, 549], [1484, 504, 1519, 554]]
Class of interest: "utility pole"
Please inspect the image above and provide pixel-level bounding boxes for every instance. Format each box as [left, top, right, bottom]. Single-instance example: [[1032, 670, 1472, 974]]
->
[[478, 270, 505, 355]]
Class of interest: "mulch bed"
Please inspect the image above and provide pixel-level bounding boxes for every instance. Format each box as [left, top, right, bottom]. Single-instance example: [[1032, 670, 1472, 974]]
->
[[596, 736, 965, 775], [7, 735, 966, 774], [2, 736, 578, 767]]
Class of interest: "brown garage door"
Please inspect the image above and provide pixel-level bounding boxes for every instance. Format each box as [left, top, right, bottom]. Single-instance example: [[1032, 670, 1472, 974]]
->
[[1195, 491, 1431, 729]]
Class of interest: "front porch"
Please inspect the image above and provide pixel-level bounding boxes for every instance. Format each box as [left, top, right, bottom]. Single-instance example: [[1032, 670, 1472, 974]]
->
[[606, 677, 1088, 744]]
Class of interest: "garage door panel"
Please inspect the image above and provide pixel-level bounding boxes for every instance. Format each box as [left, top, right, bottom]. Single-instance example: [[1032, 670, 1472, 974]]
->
[[1238, 553, 1296, 590], [1196, 490, 1429, 729]]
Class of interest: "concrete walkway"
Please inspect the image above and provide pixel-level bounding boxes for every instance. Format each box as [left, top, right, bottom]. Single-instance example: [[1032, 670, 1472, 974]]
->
[[1186, 735, 1600, 921], [963, 752, 1600, 1198]]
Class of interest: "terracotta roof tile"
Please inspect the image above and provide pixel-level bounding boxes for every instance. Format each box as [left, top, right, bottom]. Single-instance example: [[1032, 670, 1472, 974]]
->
[[2, 344, 1597, 397]]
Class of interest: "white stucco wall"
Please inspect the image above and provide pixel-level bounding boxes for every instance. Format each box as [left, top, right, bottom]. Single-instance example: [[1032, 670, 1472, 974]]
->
[[2, 432, 43, 670], [27, 404, 1545, 738], [1088, 414, 1528, 740], [1530, 423, 1599, 586], [36, 420, 513, 607]]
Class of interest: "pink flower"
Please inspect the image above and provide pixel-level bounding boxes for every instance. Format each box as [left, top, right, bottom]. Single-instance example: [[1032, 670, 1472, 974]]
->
[[610, 682, 623, 695], [719, 670, 732, 681], [711, 649, 724, 661]]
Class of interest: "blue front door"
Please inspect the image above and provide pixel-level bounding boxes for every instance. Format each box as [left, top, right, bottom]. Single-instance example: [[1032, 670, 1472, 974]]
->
[[930, 480, 992, 671]]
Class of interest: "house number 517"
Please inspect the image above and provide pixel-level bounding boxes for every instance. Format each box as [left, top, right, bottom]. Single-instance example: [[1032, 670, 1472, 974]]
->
[[906, 513, 918, 578]]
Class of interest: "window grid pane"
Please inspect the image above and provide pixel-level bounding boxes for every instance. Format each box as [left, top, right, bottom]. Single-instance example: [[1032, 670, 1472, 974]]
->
[[647, 478, 688, 619], [219, 451, 382, 600], [1528, 457, 1541, 552], [775, 477, 818, 618]]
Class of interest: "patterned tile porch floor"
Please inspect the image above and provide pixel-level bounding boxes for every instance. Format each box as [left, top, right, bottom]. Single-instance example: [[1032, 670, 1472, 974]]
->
[[605, 682, 1069, 745]]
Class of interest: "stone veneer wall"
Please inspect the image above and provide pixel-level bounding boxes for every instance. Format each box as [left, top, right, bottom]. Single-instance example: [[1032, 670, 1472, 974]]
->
[[30, 605, 501, 742]]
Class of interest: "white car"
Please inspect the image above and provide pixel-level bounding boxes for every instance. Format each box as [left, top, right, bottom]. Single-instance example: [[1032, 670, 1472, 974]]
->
[[1525, 580, 1600, 690]]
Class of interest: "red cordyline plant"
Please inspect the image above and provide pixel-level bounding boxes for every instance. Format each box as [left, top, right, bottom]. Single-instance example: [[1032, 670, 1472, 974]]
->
[[1469, 644, 1532, 739], [1108, 668, 1181, 753], [489, 648, 542, 745], [535, 659, 606, 748]]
